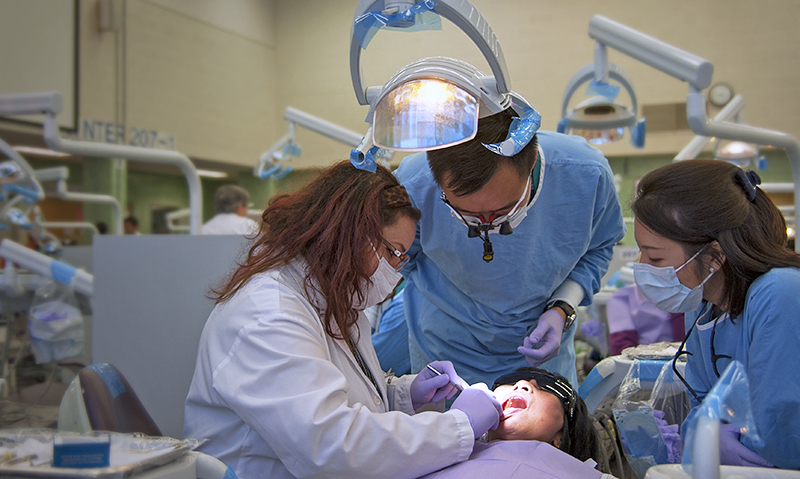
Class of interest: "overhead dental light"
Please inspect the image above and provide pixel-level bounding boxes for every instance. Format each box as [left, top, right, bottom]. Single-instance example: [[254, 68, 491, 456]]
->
[[348, 0, 540, 171], [367, 57, 514, 152], [583, 14, 800, 252], [558, 49, 645, 148]]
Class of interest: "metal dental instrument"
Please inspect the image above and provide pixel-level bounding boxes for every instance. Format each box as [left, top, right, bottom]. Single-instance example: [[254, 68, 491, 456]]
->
[[426, 364, 464, 392]]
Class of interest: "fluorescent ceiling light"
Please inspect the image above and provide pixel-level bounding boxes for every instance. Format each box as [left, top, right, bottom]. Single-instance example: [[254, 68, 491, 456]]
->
[[195, 169, 228, 178], [12, 145, 71, 158]]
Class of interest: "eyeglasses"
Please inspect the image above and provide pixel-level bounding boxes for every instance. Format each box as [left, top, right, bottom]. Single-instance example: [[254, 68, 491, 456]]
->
[[439, 174, 530, 234], [380, 238, 409, 272], [438, 175, 531, 263], [440, 193, 500, 263]]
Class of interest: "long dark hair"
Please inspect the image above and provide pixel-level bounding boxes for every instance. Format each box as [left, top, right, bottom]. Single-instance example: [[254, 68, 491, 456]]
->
[[211, 161, 420, 343], [632, 159, 800, 317]]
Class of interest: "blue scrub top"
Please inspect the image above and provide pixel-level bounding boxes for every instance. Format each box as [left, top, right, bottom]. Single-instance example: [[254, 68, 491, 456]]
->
[[683, 267, 800, 469], [395, 131, 626, 387]]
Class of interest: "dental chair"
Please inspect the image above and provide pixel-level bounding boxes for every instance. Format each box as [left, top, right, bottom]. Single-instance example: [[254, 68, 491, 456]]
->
[[57, 363, 238, 479], [58, 362, 161, 435], [579, 343, 680, 413]]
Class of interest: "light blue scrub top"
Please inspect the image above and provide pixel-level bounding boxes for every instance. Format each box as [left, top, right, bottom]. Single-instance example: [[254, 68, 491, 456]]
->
[[683, 267, 800, 469], [395, 131, 626, 387]]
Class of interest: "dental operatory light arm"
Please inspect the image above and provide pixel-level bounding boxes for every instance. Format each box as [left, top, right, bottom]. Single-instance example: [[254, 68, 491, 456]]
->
[[165, 208, 191, 233], [350, 0, 511, 105], [255, 107, 390, 179], [0, 92, 203, 234], [34, 166, 123, 235], [589, 15, 713, 90], [588, 14, 800, 251], [0, 139, 45, 204], [0, 239, 92, 297], [673, 95, 746, 161]]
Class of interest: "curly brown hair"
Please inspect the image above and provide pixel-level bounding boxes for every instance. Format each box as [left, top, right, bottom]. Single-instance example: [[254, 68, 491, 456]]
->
[[211, 161, 420, 344]]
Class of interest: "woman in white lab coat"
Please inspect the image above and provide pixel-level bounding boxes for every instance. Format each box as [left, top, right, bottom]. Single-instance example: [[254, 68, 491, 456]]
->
[[184, 161, 502, 479]]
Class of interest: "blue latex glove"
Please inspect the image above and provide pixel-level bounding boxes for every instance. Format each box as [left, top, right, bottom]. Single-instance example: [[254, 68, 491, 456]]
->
[[410, 361, 465, 410], [518, 309, 564, 367], [450, 383, 502, 439], [719, 423, 775, 468], [654, 409, 683, 463]]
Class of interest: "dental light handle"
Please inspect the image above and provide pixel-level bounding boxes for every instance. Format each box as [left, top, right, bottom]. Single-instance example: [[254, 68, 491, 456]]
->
[[560, 63, 638, 122], [0, 239, 93, 297], [350, 0, 511, 105]]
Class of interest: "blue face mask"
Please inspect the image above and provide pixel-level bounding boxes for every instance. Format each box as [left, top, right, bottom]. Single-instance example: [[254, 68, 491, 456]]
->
[[633, 247, 715, 313]]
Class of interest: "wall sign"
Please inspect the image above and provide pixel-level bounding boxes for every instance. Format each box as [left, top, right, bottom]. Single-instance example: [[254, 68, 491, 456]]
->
[[77, 119, 175, 150]]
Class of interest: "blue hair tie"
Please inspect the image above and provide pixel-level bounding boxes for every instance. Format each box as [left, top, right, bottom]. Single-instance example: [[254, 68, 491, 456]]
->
[[736, 169, 761, 202]]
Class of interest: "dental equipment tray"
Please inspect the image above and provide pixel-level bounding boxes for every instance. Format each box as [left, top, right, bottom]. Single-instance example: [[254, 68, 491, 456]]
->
[[0, 429, 195, 478]]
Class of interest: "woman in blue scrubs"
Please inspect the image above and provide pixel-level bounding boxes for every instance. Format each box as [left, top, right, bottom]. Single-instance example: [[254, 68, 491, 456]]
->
[[631, 159, 800, 469]]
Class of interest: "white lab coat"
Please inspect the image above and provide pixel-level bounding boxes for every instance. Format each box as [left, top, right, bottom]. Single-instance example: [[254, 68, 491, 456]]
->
[[201, 213, 259, 235], [184, 258, 474, 479]]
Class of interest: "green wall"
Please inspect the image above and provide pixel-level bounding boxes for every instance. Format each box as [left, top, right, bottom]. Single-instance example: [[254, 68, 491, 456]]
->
[[608, 149, 794, 245], [25, 151, 798, 244]]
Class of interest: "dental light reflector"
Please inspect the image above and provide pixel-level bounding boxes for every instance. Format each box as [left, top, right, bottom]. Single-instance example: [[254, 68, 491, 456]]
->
[[566, 97, 633, 145], [717, 140, 758, 160], [558, 63, 645, 148], [715, 139, 760, 168], [372, 78, 479, 151], [573, 127, 625, 145]]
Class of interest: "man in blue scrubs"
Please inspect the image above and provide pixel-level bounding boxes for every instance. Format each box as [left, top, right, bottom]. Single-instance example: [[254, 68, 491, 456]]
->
[[395, 107, 625, 387]]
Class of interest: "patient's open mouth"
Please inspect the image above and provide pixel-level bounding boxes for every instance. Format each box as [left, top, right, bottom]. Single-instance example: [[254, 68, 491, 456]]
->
[[501, 394, 528, 418]]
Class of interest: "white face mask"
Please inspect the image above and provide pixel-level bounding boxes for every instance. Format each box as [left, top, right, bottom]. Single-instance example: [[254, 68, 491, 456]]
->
[[633, 247, 715, 313], [443, 174, 532, 235], [352, 255, 403, 310]]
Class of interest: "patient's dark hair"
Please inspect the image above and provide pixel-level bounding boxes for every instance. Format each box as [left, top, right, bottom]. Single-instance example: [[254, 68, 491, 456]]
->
[[493, 367, 601, 464]]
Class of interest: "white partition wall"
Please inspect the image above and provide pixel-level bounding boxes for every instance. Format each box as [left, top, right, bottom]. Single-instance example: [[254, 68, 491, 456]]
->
[[92, 234, 249, 438]]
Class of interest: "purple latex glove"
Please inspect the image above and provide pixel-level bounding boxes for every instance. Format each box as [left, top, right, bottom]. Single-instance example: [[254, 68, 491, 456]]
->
[[450, 383, 502, 439], [719, 423, 775, 468], [654, 409, 683, 463], [410, 361, 465, 409], [518, 309, 564, 367]]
